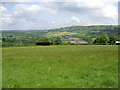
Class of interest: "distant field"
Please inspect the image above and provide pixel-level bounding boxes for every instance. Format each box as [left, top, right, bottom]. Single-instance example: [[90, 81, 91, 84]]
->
[[2, 45, 118, 88]]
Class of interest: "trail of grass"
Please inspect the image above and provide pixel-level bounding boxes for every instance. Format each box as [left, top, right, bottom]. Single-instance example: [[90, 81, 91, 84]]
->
[[2, 45, 118, 88]]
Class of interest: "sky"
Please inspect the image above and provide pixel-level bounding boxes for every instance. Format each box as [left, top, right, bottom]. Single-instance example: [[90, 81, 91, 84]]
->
[[0, 0, 119, 30]]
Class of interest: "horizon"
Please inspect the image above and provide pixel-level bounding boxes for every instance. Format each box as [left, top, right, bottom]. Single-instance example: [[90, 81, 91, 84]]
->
[[1, 25, 118, 31]]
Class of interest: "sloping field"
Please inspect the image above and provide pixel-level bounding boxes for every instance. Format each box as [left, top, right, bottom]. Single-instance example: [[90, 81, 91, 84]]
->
[[2, 45, 118, 88]]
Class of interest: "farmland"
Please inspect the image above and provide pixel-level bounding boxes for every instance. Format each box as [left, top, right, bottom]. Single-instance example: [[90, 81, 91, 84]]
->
[[2, 25, 119, 47], [2, 45, 118, 88]]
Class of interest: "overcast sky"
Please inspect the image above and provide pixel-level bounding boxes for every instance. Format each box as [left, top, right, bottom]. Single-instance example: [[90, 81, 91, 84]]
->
[[0, 0, 119, 30]]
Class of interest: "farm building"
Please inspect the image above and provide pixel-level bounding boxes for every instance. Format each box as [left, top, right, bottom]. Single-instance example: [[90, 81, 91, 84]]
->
[[115, 41, 120, 45]]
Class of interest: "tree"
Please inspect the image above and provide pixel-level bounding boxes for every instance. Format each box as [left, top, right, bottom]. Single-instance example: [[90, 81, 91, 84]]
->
[[94, 34, 110, 45], [36, 37, 62, 45], [54, 37, 62, 45], [50, 37, 62, 45], [109, 36, 118, 45], [36, 37, 52, 45]]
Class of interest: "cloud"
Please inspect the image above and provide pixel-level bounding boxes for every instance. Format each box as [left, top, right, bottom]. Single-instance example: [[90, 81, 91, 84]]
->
[[0, 5, 7, 13], [42, 0, 118, 25], [0, 5, 13, 29], [1, 0, 37, 2], [13, 4, 56, 20], [14, 4, 56, 15], [62, 1, 117, 24], [0, 0, 118, 30], [52, 21, 55, 24], [0, 3, 58, 30], [72, 16, 80, 23], [1, 0, 119, 2]]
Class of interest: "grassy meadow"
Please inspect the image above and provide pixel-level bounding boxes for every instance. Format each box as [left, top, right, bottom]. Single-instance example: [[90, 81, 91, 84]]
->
[[2, 45, 118, 88]]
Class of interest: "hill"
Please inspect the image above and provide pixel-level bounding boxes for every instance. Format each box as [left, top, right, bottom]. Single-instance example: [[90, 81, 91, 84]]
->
[[2, 25, 119, 46]]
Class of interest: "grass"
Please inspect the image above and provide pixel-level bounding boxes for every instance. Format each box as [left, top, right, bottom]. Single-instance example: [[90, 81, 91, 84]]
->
[[2, 45, 118, 88], [47, 32, 77, 37]]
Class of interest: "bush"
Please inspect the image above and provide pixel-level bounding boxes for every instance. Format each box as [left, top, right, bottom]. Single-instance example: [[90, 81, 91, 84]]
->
[[94, 34, 110, 45], [36, 37, 52, 45]]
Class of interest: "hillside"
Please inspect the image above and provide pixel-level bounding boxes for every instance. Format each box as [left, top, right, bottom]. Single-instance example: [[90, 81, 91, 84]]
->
[[2, 25, 119, 46]]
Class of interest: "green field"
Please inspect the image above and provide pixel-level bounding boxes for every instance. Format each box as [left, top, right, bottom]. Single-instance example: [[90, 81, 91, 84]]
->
[[2, 45, 118, 88]]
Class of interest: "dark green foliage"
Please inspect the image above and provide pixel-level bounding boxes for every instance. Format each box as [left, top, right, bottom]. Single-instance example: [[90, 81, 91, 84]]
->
[[2, 37, 16, 42], [109, 36, 120, 45], [36, 37, 62, 45], [50, 37, 62, 45], [36, 37, 52, 45], [94, 34, 110, 45]]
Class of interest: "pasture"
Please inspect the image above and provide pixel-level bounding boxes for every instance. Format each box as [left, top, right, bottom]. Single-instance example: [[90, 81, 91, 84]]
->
[[2, 45, 118, 88]]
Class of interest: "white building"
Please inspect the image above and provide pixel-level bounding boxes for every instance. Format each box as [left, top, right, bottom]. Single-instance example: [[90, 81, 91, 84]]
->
[[115, 41, 120, 45]]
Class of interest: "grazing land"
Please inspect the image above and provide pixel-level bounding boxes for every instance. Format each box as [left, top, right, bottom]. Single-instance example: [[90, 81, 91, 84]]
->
[[2, 45, 118, 88]]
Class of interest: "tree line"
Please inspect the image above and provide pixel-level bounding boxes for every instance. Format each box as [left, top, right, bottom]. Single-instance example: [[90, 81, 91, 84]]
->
[[93, 34, 120, 45], [36, 37, 62, 45], [2, 34, 120, 47], [35, 34, 120, 46]]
